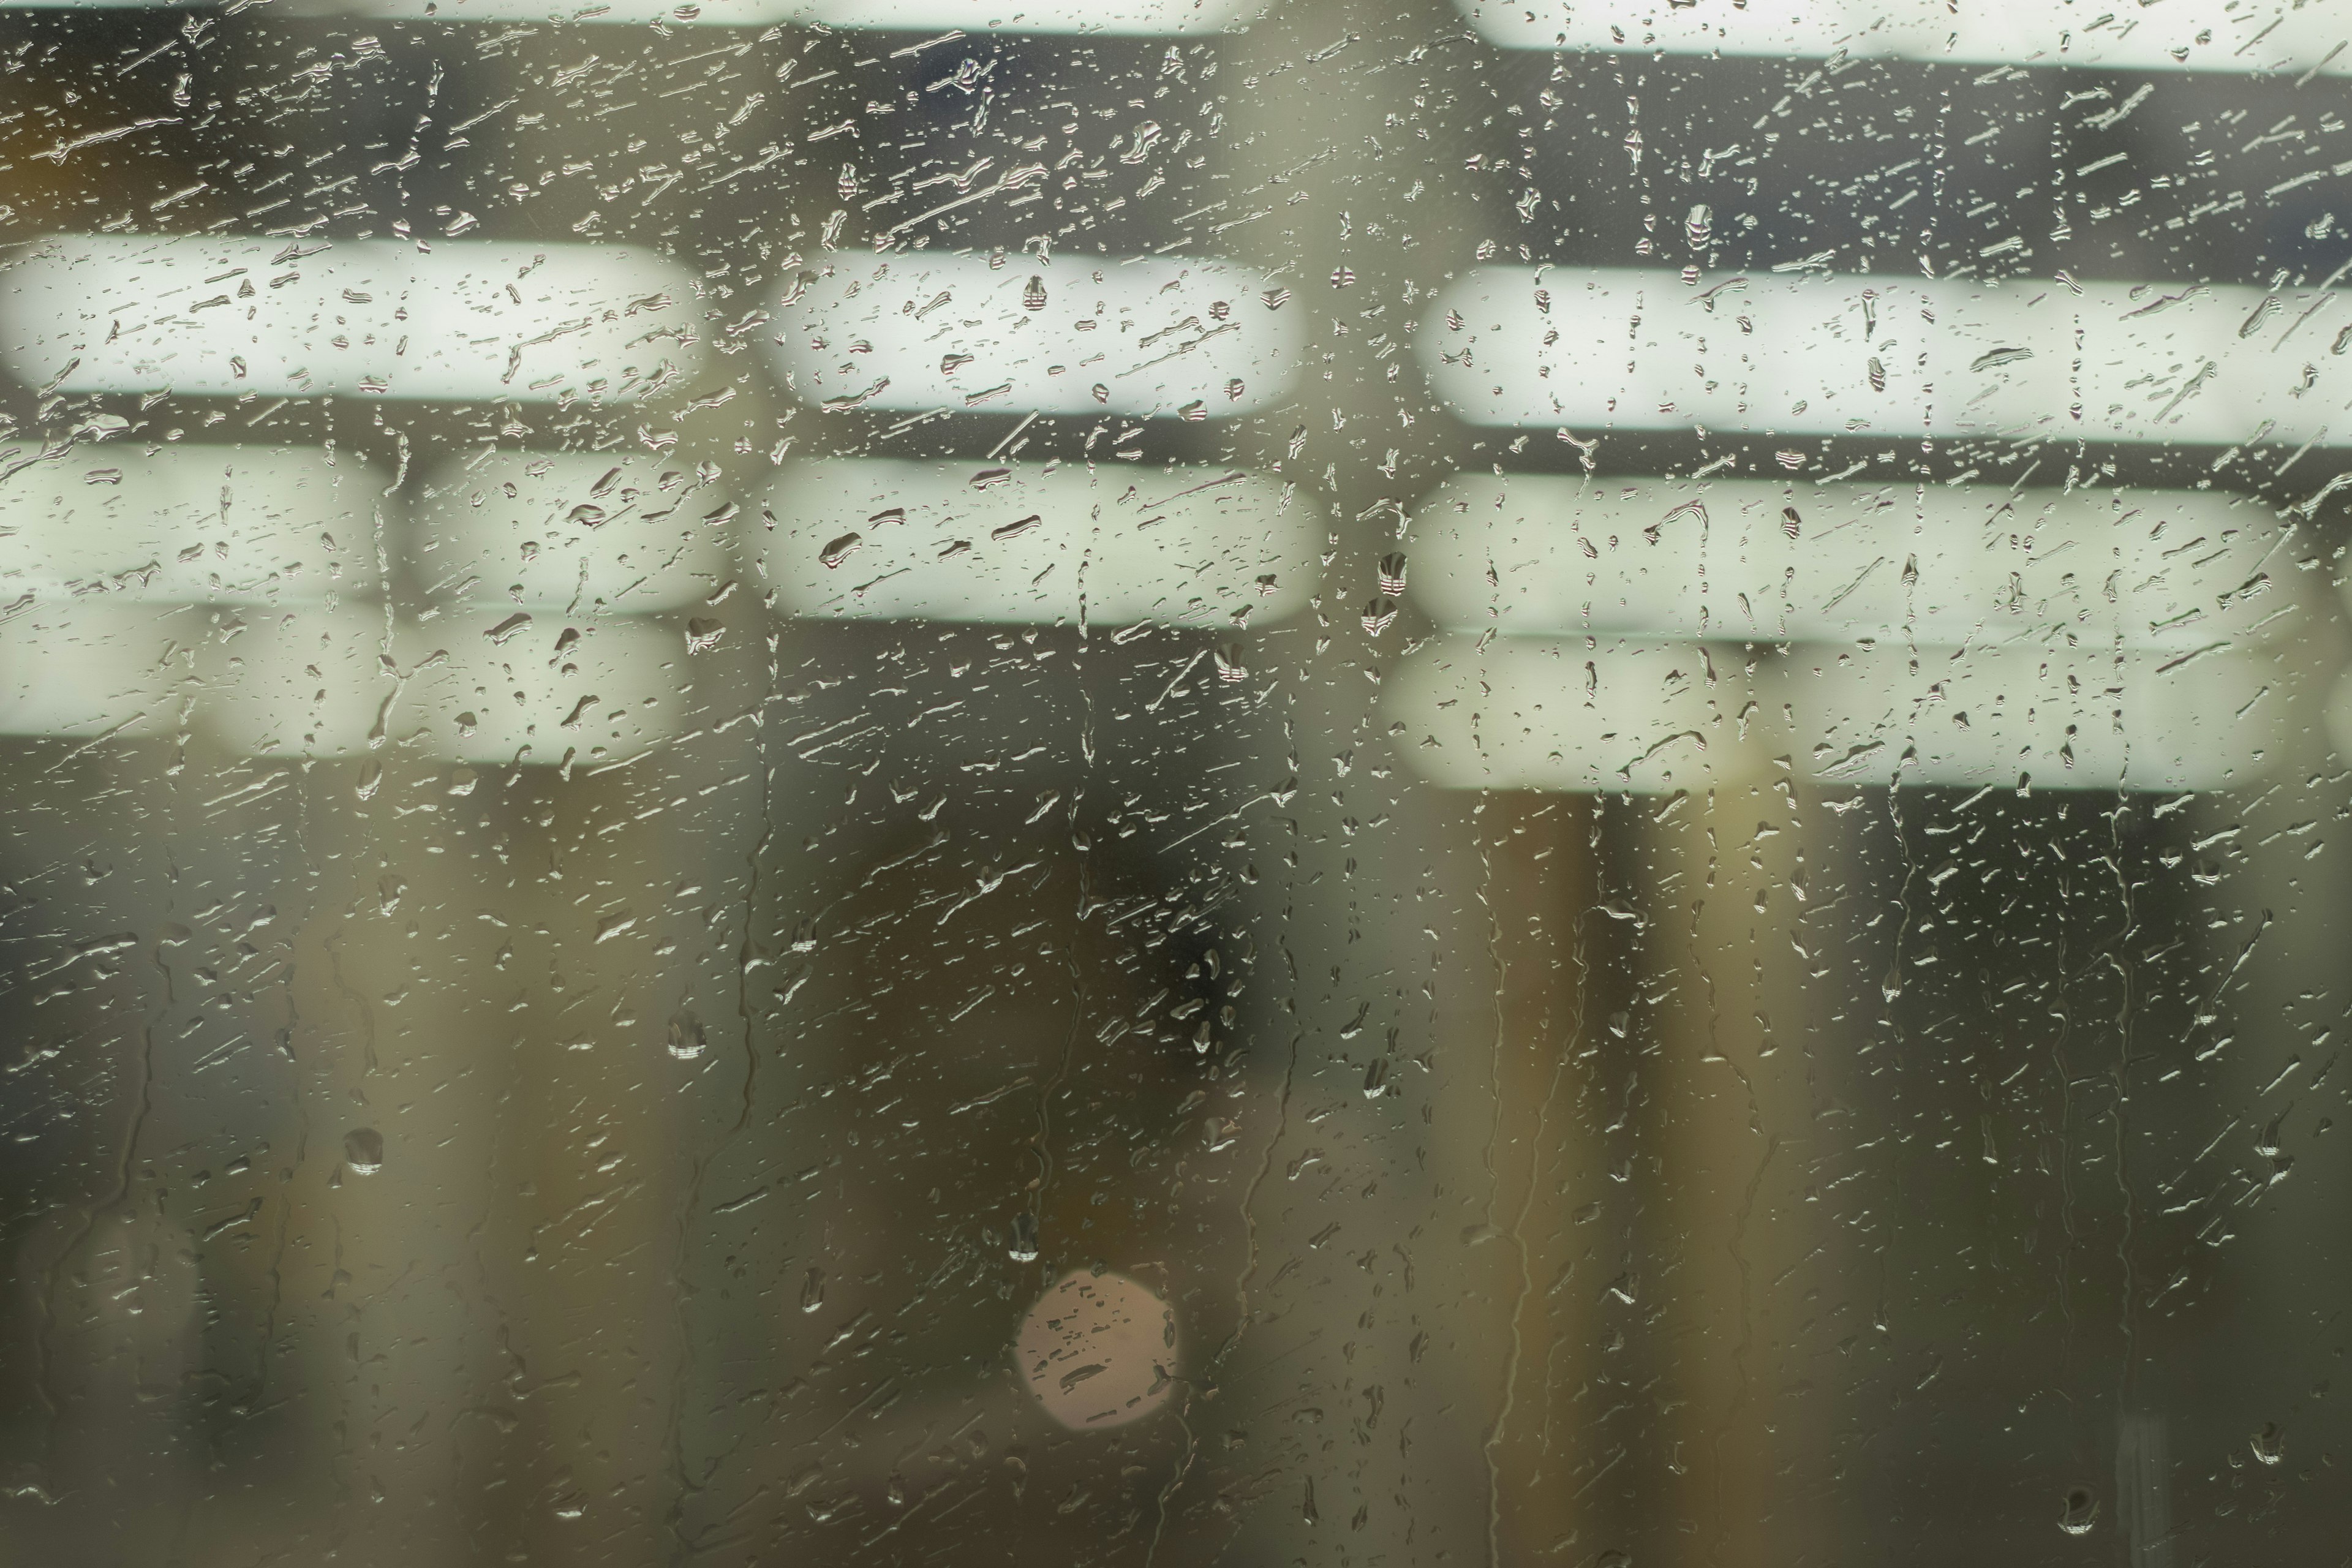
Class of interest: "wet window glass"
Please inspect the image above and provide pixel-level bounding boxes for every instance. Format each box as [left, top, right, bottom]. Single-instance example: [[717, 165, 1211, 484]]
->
[[1, 0, 2346, 1562]]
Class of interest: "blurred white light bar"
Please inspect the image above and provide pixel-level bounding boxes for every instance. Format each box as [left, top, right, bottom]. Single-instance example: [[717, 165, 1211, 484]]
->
[[1425, 268, 2352, 447], [1793, 641, 2309, 790], [771, 255, 1301, 420], [1392, 637, 1747, 794], [1410, 474, 2299, 651], [0, 446, 386, 605], [412, 452, 733, 613], [0, 601, 692, 762], [1, 236, 702, 404], [0, 603, 195, 739], [1390, 635, 2318, 793], [8, 0, 1256, 30], [763, 458, 1317, 624], [1459, 0, 2352, 76], [317, 0, 1254, 29], [211, 611, 692, 764]]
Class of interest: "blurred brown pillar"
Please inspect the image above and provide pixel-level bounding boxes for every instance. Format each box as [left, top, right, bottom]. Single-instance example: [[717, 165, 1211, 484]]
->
[[1640, 775, 1828, 1568], [1460, 791, 1621, 1564]]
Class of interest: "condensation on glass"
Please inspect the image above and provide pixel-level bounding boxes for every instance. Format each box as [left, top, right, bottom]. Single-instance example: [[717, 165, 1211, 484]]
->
[[0, 0, 2344, 1563]]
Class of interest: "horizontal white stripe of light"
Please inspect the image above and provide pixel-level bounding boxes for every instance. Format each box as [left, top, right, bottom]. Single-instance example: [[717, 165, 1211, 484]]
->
[[1425, 268, 2352, 446], [1390, 638, 1747, 793], [0, 604, 688, 761], [6, 0, 1252, 29], [1460, 0, 2351, 75], [765, 458, 1316, 624], [412, 452, 733, 612], [0, 446, 385, 605], [2323, 670, 2352, 768], [0, 603, 199, 740], [213, 611, 690, 763], [1, 236, 702, 404], [304, 0, 1253, 29], [1411, 475, 2296, 652], [1390, 636, 2313, 793], [771, 255, 1300, 418], [1795, 641, 2306, 790]]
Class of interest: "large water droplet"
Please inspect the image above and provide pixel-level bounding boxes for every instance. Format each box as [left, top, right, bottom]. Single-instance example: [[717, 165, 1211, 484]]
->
[[344, 1128, 384, 1175]]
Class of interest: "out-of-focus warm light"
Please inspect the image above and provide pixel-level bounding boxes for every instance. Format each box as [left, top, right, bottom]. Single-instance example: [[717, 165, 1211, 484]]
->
[[1423, 268, 2348, 447], [0, 237, 703, 404], [762, 458, 1319, 625], [1409, 474, 2296, 652], [769, 254, 1302, 419], [1389, 634, 2318, 793], [1456, 0, 2349, 74], [1015, 1270, 1177, 1431], [0, 446, 386, 606], [412, 452, 734, 614]]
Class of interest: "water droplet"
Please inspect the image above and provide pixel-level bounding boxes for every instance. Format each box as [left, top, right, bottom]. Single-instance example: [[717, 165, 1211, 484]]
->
[[2058, 1485, 2098, 1536], [1378, 552, 1408, 595], [2252, 1422, 2284, 1465], [1361, 595, 1398, 635], [667, 1009, 706, 1060], [1969, 345, 2035, 373], [1008, 1211, 1039, 1262], [344, 1128, 384, 1175]]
